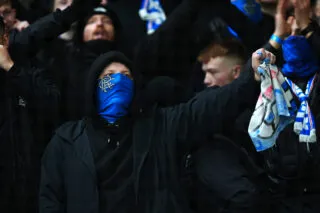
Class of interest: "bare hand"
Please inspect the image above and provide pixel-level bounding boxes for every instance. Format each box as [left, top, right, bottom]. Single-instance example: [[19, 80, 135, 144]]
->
[[13, 20, 30, 32], [291, 0, 311, 30], [274, 0, 292, 38], [252, 49, 276, 81], [0, 45, 14, 71]]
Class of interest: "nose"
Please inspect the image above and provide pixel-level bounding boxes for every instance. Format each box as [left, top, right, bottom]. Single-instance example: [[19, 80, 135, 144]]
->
[[95, 18, 104, 26], [203, 74, 212, 87]]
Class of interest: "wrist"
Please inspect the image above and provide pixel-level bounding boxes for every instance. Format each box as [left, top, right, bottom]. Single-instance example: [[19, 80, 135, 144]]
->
[[273, 31, 285, 39], [270, 34, 283, 45]]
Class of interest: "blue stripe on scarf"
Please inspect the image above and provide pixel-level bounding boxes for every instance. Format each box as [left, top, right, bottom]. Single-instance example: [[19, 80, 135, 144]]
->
[[285, 75, 317, 145]]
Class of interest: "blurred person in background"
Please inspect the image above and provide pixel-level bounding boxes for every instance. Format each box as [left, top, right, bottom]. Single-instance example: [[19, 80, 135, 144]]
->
[[0, 14, 60, 213], [8, 0, 121, 123], [0, 0, 29, 31]]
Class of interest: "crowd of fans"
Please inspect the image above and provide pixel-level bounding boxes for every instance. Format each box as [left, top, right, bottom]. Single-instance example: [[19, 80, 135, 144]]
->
[[1, 0, 320, 213]]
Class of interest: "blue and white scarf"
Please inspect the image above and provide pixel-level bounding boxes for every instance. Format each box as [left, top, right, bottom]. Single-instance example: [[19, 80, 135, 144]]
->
[[248, 62, 297, 152], [285, 75, 317, 146], [139, 0, 166, 34]]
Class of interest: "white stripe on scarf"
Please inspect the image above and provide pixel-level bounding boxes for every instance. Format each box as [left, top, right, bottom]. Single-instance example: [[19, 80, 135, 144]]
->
[[248, 62, 297, 152], [285, 75, 317, 147]]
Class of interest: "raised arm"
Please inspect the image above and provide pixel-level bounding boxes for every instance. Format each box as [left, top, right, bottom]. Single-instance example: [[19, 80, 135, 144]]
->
[[0, 45, 60, 111], [163, 49, 275, 150], [8, 0, 100, 61]]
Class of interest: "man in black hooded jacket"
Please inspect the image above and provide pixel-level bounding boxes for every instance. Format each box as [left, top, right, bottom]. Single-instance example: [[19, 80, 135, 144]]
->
[[38, 49, 274, 213], [0, 16, 60, 213]]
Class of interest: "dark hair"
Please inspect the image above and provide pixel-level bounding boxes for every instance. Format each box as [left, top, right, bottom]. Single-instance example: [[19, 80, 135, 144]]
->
[[0, 0, 11, 6]]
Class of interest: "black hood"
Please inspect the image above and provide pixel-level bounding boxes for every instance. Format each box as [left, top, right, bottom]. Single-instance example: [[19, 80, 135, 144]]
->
[[85, 51, 134, 117]]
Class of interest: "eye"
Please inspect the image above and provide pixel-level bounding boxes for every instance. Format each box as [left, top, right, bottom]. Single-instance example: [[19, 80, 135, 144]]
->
[[87, 18, 97, 24], [102, 18, 113, 25]]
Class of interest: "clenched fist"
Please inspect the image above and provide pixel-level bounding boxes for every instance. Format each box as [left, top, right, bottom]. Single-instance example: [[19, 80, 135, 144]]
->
[[0, 45, 14, 71], [13, 20, 30, 32], [252, 48, 276, 81]]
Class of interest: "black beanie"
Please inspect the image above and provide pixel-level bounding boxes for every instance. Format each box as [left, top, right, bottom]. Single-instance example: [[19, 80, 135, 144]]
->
[[74, 5, 121, 44]]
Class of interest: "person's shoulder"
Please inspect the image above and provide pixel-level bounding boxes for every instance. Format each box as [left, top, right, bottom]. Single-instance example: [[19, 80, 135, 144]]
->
[[54, 119, 87, 143]]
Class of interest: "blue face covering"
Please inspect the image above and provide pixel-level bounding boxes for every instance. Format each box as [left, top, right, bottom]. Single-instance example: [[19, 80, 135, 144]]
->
[[282, 36, 319, 77], [231, 0, 262, 23], [97, 73, 134, 124]]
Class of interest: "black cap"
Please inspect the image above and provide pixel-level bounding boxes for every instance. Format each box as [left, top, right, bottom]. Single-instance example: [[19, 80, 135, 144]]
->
[[74, 5, 121, 44]]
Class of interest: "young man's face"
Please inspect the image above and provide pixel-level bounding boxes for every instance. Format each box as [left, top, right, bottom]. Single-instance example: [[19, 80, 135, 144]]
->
[[0, 4, 16, 30], [99, 62, 132, 79], [83, 14, 115, 42], [202, 56, 241, 88], [53, 0, 73, 11]]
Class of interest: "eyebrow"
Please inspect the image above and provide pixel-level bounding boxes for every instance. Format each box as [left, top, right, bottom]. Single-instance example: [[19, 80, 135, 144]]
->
[[204, 68, 218, 73]]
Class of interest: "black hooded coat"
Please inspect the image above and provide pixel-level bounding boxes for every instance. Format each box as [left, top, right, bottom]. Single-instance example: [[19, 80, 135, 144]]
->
[[39, 51, 260, 213], [0, 64, 60, 213]]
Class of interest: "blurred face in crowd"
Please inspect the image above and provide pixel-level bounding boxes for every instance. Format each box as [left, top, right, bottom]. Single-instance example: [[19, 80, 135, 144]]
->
[[53, 0, 72, 11], [83, 14, 115, 42], [99, 62, 132, 79], [202, 56, 242, 87], [314, 0, 320, 23], [0, 3, 16, 30], [315, 0, 320, 16], [100, 0, 108, 5]]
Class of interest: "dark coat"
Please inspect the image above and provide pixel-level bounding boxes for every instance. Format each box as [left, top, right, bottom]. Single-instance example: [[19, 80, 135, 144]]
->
[[39, 66, 259, 213], [0, 64, 60, 213]]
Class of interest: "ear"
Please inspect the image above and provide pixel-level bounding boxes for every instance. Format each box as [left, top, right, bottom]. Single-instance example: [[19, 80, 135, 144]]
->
[[232, 65, 241, 79]]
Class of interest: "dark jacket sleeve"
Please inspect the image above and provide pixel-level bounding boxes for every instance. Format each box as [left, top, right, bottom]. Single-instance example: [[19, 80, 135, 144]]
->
[[39, 134, 65, 213], [307, 25, 320, 62], [6, 64, 60, 111], [133, 0, 202, 84], [134, 0, 269, 86], [163, 64, 259, 150], [8, 7, 77, 61]]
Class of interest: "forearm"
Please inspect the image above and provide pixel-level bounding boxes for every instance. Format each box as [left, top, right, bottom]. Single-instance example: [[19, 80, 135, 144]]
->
[[9, 7, 78, 59]]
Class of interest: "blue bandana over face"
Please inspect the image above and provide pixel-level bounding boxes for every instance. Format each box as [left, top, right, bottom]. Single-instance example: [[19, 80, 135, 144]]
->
[[282, 36, 319, 77], [231, 0, 262, 23], [97, 73, 134, 124]]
